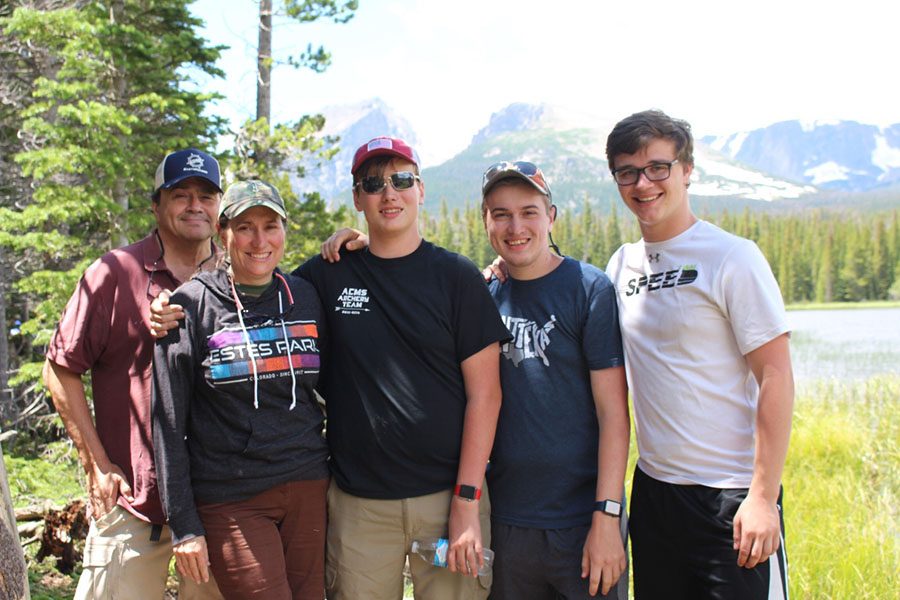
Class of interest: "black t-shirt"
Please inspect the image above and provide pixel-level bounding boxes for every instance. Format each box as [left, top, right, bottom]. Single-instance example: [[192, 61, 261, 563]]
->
[[295, 240, 510, 499]]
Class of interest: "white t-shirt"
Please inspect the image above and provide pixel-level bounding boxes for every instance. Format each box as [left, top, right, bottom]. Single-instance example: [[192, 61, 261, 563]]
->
[[606, 220, 789, 488]]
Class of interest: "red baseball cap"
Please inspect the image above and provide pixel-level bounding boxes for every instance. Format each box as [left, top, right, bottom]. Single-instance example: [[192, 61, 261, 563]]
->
[[351, 136, 420, 175]]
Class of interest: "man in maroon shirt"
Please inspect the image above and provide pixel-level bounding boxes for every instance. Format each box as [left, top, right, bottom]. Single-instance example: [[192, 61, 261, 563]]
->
[[43, 149, 224, 599]]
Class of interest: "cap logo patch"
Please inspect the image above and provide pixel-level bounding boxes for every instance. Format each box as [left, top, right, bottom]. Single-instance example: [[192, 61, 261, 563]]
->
[[183, 153, 209, 174], [367, 138, 393, 152]]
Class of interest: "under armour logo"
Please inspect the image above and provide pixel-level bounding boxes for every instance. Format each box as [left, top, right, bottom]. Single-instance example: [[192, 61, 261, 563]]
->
[[648, 253, 660, 263]]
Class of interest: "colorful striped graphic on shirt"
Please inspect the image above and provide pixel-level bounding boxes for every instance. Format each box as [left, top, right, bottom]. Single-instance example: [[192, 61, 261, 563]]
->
[[208, 323, 318, 349], [206, 320, 320, 383], [209, 352, 320, 380]]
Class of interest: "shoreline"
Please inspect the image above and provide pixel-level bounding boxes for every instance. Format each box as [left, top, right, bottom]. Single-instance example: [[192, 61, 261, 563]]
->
[[786, 300, 900, 311]]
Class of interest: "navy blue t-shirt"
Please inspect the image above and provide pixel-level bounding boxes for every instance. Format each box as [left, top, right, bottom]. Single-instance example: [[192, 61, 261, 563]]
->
[[487, 257, 624, 528]]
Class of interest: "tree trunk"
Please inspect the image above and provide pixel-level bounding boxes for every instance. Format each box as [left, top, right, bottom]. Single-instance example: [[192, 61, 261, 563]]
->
[[112, 176, 128, 248], [0, 445, 29, 600], [109, 0, 129, 248], [256, 0, 272, 125], [0, 244, 10, 426]]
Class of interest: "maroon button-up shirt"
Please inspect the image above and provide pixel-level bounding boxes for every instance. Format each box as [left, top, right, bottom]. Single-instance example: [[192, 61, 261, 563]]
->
[[47, 231, 207, 524]]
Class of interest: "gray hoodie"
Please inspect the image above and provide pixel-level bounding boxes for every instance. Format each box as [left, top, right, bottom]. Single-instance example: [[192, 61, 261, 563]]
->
[[152, 268, 328, 544]]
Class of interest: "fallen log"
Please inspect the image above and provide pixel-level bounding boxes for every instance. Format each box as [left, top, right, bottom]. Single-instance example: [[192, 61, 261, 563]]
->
[[16, 521, 40, 538], [14, 502, 57, 522]]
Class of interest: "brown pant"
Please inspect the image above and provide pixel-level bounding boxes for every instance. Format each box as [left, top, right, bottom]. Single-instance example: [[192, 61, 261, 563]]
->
[[198, 478, 329, 600]]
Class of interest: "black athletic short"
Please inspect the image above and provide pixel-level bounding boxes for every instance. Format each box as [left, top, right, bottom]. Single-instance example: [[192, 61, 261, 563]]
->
[[490, 520, 629, 600], [629, 466, 788, 600]]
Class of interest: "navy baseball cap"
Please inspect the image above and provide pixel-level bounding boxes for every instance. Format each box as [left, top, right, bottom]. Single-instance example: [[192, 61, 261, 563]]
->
[[153, 148, 222, 194]]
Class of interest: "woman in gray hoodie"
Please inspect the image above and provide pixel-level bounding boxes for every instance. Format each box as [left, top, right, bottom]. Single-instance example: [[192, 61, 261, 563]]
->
[[152, 180, 328, 599]]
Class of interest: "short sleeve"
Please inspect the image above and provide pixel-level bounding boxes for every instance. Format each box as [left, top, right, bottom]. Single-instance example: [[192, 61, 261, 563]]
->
[[581, 269, 625, 371], [452, 256, 511, 362], [719, 240, 789, 355], [45, 259, 115, 373]]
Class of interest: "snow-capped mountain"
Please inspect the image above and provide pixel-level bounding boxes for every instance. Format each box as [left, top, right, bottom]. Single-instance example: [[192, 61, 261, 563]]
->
[[291, 99, 899, 210], [422, 103, 816, 209], [704, 120, 900, 191]]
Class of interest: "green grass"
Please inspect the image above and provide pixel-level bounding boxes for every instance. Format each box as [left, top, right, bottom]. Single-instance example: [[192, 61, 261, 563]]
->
[[4, 441, 84, 599], [785, 299, 900, 311], [8, 378, 899, 599], [782, 376, 899, 599], [5, 441, 83, 509]]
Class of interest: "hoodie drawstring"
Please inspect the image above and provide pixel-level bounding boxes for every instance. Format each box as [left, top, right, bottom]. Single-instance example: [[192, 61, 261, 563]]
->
[[277, 290, 298, 410], [229, 272, 298, 410], [234, 295, 261, 409]]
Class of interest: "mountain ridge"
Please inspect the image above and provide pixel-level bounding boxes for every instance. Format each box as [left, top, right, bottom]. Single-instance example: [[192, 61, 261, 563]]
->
[[293, 99, 900, 212]]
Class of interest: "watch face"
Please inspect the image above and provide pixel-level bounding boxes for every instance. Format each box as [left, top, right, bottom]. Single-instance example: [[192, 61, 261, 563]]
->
[[457, 485, 478, 500], [596, 500, 622, 516]]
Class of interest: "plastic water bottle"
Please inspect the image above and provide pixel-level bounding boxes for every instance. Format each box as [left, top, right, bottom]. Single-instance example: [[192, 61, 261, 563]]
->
[[410, 538, 494, 576]]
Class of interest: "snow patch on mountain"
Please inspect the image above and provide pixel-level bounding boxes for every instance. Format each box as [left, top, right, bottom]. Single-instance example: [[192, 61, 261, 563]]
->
[[872, 134, 900, 173], [799, 119, 842, 132], [804, 162, 850, 185], [691, 148, 815, 201], [708, 131, 749, 156]]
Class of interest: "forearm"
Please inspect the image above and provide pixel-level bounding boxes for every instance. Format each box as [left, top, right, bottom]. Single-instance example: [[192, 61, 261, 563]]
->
[[152, 333, 204, 544], [747, 334, 794, 502], [750, 370, 793, 501], [591, 367, 629, 501], [446, 344, 500, 573], [43, 359, 111, 474], [455, 344, 502, 487], [152, 409, 204, 544], [153, 437, 205, 543]]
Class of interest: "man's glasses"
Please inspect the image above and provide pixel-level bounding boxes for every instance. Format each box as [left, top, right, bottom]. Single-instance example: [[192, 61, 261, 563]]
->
[[355, 171, 421, 194], [611, 160, 680, 186], [482, 161, 551, 197]]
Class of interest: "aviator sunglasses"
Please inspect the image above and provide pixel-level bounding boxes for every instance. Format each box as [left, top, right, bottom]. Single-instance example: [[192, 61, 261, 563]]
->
[[481, 161, 552, 197], [355, 171, 421, 194]]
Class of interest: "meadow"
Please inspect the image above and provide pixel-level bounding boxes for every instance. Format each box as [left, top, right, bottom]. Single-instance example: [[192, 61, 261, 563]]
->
[[7, 343, 900, 599]]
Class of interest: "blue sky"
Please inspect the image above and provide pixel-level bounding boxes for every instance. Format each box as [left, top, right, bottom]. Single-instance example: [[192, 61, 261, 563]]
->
[[190, 0, 898, 164]]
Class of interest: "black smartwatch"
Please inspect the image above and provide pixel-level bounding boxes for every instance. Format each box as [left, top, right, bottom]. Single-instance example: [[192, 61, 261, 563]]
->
[[454, 484, 482, 501], [594, 499, 622, 517]]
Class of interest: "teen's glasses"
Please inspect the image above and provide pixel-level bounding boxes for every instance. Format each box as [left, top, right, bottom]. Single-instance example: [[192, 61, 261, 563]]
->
[[611, 160, 680, 186], [355, 171, 421, 194]]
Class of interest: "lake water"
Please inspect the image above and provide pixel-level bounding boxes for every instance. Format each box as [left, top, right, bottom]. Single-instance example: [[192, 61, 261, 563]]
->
[[787, 307, 900, 383]]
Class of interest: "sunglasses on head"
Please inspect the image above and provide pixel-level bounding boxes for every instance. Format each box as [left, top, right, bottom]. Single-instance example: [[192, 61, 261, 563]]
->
[[355, 171, 421, 194], [482, 161, 551, 197]]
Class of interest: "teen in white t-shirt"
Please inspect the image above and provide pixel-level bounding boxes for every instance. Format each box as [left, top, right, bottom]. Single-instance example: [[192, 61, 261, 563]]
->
[[605, 110, 794, 600]]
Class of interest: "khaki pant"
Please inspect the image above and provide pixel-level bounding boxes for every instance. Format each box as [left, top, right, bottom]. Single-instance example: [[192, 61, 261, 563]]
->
[[74, 505, 223, 600], [325, 483, 491, 600]]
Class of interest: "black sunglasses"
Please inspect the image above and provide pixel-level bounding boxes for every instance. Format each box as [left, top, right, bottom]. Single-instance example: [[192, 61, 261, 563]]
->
[[355, 171, 421, 194]]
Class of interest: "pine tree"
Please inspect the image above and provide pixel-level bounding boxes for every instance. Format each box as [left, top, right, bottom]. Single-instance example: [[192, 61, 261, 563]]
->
[[0, 0, 223, 390], [229, 0, 358, 265], [815, 228, 835, 303], [604, 201, 623, 261]]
